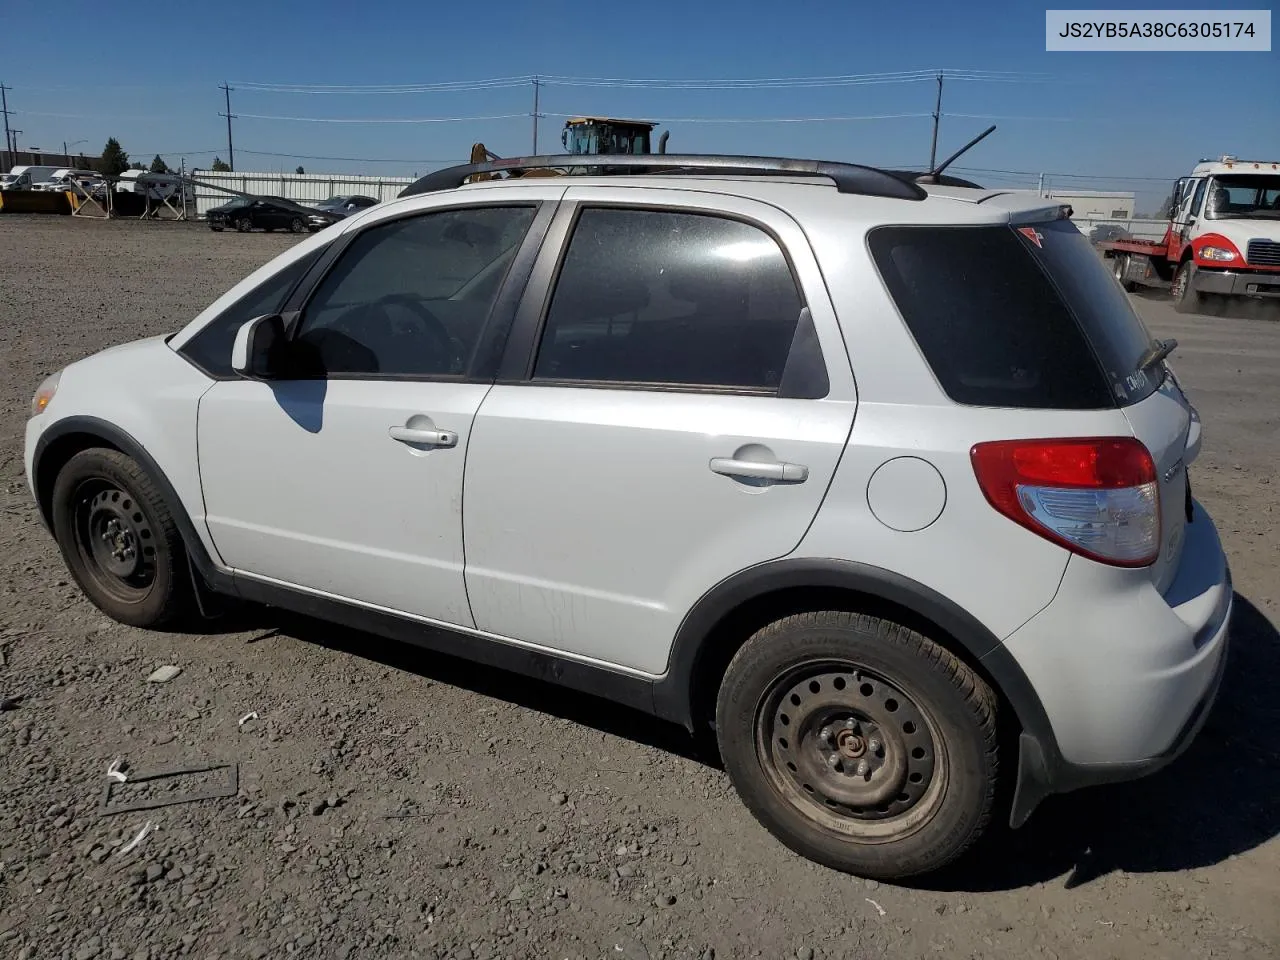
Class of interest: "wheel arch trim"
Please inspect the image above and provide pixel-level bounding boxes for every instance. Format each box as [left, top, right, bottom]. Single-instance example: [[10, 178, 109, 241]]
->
[[652, 557, 1065, 823], [32, 415, 225, 585]]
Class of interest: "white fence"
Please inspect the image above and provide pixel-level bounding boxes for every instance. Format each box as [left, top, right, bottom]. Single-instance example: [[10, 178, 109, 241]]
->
[[1071, 217, 1169, 241], [188, 170, 415, 217]]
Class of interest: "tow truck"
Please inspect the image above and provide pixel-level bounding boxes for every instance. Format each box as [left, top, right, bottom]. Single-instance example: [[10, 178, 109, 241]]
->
[[1100, 156, 1280, 312]]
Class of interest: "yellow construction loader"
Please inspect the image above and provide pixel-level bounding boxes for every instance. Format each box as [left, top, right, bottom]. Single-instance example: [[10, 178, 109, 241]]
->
[[467, 116, 669, 181]]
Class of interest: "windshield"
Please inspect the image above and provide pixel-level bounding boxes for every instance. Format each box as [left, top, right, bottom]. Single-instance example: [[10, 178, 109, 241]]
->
[[565, 126, 597, 155], [1205, 174, 1280, 220]]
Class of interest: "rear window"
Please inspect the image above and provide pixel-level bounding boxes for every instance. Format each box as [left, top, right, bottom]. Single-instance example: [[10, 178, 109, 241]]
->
[[868, 219, 1158, 409]]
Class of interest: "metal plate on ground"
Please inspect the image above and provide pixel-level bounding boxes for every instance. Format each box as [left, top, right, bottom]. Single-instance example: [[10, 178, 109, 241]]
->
[[98, 762, 239, 816]]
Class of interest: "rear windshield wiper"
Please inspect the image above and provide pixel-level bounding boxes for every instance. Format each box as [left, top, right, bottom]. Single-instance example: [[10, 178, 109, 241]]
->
[[1137, 337, 1178, 375]]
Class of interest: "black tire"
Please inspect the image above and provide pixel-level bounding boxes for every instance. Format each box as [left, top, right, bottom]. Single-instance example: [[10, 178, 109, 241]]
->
[[1112, 253, 1137, 292], [289, 217, 306, 234], [715, 611, 998, 880], [1172, 260, 1203, 314], [236, 217, 252, 233], [50, 448, 194, 629]]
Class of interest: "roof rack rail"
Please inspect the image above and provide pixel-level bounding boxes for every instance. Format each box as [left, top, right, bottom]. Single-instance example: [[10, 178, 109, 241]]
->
[[398, 153, 928, 201], [887, 170, 985, 189]]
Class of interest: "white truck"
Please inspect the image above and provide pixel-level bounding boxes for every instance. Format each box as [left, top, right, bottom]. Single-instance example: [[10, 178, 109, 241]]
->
[[0, 165, 62, 191], [1102, 156, 1280, 312]]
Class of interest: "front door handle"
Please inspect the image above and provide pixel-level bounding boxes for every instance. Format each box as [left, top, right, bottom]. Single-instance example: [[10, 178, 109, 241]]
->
[[710, 457, 808, 483], [389, 425, 458, 448]]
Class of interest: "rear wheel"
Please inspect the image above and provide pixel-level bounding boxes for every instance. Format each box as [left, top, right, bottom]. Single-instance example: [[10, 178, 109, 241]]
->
[[1172, 260, 1203, 314], [50, 449, 194, 629], [716, 611, 998, 880]]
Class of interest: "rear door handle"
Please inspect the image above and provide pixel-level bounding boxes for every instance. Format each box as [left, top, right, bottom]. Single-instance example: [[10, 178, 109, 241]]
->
[[388, 425, 458, 448], [709, 458, 808, 483]]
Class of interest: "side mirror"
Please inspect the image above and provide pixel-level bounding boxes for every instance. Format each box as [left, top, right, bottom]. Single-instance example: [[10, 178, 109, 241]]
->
[[231, 314, 286, 380]]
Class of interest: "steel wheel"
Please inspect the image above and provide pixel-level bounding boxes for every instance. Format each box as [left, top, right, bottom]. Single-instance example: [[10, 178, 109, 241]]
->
[[1172, 261, 1202, 313], [1171, 262, 1189, 299], [71, 479, 157, 605], [755, 660, 946, 841]]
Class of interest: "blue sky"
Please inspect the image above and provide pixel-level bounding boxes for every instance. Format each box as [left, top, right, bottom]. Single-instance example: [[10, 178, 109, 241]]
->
[[2, 0, 1276, 208]]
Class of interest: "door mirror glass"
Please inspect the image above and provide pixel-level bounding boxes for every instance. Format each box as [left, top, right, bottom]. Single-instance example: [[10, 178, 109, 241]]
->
[[231, 314, 286, 379]]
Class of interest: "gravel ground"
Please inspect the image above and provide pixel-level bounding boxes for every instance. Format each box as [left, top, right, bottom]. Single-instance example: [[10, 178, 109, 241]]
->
[[0, 216, 1277, 960]]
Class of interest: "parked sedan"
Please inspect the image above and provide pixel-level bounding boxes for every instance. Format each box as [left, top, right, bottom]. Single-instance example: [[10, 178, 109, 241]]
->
[[208, 196, 339, 233], [306, 194, 379, 231]]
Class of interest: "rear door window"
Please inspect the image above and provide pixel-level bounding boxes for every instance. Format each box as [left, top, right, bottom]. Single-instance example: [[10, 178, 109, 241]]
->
[[533, 207, 810, 393], [868, 219, 1157, 410]]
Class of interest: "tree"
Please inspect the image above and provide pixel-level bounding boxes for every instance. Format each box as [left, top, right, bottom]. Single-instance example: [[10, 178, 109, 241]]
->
[[149, 154, 170, 174], [211, 157, 231, 172], [100, 137, 130, 176], [295, 165, 305, 175], [131, 162, 146, 170]]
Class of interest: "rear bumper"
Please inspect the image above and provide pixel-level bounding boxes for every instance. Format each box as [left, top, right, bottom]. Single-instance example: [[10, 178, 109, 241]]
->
[[999, 498, 1232, 825], [1193, 268, 1280, 298]]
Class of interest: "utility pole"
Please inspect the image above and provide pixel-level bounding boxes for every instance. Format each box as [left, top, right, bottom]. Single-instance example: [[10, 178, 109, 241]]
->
[[219, 82, 235, 171], [531, 76, 541, 155], [1, 84, 13, 171], [1037, 172, 1045, 196], [927, 71, 944, 172]]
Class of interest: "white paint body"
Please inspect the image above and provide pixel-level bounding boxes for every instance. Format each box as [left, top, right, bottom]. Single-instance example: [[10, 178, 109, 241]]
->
[[25, 172, 1232, 774]]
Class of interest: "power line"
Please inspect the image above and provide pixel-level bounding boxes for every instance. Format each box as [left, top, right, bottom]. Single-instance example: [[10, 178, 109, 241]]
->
[[232, 76, 533, 94], [953, 165, 1183, 182], [230, 68, 1055, 94], [236, 110, 930, 125], [235, 112, 529, 124]]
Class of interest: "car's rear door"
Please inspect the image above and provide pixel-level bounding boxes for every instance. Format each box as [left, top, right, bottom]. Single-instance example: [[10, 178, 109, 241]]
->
[[461, 187, 857, 675]]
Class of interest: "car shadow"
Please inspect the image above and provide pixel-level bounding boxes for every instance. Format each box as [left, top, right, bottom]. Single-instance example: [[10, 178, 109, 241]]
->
[[231, 606, 712, 766], [923, 591, 1280, 892], [218, 591, 1278, 889]]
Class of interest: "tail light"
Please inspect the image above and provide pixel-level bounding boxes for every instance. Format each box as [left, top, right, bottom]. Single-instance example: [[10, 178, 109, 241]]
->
[[970, 437, 1160, 567]]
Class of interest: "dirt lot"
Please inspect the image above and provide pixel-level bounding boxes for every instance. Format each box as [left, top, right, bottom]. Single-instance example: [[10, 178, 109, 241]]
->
[[0, 217, 1277, 960]]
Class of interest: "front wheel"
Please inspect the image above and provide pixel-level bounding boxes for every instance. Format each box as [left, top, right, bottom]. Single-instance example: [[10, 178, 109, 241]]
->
[[1172, 260, 1204, 314], [236, 217, 252, 233], [1112, 253, 1137, 292], [289, 217, 306, 233], [716, 611, 999, 880], [50, 449, 194, 629]]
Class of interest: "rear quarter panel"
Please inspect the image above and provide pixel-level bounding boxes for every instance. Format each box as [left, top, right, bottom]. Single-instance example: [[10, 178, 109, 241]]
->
[[795, 199, 1138, 640]]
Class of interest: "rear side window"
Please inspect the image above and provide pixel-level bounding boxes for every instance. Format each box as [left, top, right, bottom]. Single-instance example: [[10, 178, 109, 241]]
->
[[869, 220, 1156, 410], [179, 248, 322, 377], [533, 208, 808, 393]]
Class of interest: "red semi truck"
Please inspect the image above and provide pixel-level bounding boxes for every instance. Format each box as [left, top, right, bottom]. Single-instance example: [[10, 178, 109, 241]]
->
[[1100, 156, 1280, 313]]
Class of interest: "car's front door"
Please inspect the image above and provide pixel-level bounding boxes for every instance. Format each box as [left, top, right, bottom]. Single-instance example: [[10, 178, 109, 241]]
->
[[196, 195, 557, 623], [462, 189, 858, 674]]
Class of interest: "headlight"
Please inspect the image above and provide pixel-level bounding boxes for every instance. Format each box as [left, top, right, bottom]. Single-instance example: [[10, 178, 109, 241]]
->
[[31, 371, 61, 417], [1199, 245, 1238, 262]]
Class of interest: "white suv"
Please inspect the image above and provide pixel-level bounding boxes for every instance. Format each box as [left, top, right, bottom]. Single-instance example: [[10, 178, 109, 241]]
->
[[23, 155, 1232, 880]]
